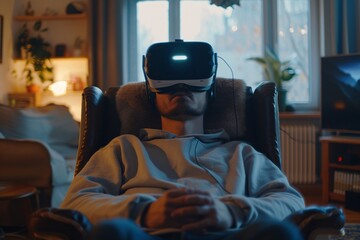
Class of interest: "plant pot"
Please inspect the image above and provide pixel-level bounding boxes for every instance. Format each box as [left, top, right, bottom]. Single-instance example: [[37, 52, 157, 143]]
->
[[26, 84, 40, 93], [277, 88, 287, 112]]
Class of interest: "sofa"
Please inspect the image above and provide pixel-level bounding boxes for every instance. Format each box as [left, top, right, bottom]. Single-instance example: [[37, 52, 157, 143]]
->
[[0, 103, 79, 207]]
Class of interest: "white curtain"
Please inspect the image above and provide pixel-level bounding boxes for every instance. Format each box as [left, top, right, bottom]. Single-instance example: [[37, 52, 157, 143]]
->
[[87, 0, 129, 90]]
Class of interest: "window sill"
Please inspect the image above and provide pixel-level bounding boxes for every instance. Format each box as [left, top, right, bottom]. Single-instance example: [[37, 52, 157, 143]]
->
[[279, 111, 320, 120]]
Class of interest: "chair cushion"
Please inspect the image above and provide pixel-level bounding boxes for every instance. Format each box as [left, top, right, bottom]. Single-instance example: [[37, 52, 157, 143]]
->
[[115, 78, 247, 139], [0, 103, 79, 147], [204, 78, 247, 138]]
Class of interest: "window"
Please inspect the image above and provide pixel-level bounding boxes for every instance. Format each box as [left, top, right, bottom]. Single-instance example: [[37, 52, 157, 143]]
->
[[277, 0, 310, 103], [129, 0, 319, 109]]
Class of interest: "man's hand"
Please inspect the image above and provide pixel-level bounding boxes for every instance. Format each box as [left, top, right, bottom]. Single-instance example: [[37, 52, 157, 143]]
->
[[144, 188, 233, 231]]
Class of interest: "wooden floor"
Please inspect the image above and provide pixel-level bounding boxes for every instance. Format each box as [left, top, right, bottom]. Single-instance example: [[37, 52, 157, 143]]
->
[[295, 184, 360, 223]]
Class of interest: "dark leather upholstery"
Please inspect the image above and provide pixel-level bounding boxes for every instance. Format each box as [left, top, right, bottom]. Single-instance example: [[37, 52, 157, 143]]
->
[[75, 79, 281, 175], [286, 206, 345, 239], [28, 79, 345, 240], [28, 208, 92, 240]]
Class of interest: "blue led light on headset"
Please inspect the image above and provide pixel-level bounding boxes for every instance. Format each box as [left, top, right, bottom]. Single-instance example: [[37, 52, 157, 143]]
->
[[172, 55, 188, 61]]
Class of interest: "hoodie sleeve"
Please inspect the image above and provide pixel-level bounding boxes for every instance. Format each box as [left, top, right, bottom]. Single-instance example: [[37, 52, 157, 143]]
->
[[60, 137, 156, 225], [220, 144, 305, 228]]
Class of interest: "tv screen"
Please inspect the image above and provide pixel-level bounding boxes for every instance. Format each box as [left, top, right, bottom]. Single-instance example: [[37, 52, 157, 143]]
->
[[321, 54, 360, 134]]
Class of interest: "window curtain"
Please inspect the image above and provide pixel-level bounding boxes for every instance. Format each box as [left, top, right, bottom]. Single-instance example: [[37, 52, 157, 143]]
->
[[322, 0, 360, 55], [87, 0, 128, 90]]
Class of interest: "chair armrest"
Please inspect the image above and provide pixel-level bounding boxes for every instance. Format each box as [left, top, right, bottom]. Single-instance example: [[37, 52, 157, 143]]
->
[[0, 139, 53, 207], [251, 81, 281, 168], [0, 139, 52, 187], [28, 208, 92, 240], [29, 206, 345, 240], [285, 205, 345, 240]]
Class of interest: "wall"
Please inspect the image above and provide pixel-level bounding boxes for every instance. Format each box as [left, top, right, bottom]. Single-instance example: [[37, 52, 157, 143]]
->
[[0, 1, 15, 104]]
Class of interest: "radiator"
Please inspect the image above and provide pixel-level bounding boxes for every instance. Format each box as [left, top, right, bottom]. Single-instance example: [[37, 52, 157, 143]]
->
[[280, 123, 318, 184]]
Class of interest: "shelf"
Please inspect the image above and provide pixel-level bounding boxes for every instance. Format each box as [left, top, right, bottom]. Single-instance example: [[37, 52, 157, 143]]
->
[[329, 192, 345, 202], [329, 163, 360, 171], [279, 111, 321, 119], [14, 57, 88, 61], [322, 135, 360, 204], [320, 136, 360, 145], [14, 14, 86, 21], [42, 90, 83, 97]]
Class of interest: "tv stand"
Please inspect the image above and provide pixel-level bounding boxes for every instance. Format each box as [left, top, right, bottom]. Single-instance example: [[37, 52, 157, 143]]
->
[[320, 135, 360, 204], [336, 132, 360, 138], [322, 130, 360, 138]]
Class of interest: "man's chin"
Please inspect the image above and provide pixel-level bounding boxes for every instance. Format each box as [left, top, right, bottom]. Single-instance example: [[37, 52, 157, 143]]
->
[[161, 110, 204, 121], [170, 95, 192, 103]]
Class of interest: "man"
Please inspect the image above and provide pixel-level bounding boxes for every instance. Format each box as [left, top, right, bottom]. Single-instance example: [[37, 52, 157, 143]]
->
[[61, 41, 305, 240]]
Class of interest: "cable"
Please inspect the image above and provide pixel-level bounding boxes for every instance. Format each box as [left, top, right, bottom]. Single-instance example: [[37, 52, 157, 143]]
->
[[280, 127, 317, 145], [217, 55, 239, 137]]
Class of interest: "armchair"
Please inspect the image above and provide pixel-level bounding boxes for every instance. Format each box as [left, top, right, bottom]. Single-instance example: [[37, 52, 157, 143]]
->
[[28, 79, 345, 240]]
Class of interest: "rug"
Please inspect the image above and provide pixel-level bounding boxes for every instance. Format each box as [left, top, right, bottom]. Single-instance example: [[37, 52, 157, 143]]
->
[[330, 223, 360, 240]]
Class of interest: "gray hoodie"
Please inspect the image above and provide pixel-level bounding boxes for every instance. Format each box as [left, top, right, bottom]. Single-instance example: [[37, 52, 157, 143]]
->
[[61, 129, 305, 234]]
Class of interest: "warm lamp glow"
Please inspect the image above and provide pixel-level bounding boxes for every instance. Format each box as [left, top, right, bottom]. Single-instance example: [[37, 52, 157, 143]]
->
[[49, 81, 68, 96]]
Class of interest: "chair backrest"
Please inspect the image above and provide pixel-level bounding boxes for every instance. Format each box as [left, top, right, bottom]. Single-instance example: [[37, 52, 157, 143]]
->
[[75, 78, 281, 175]]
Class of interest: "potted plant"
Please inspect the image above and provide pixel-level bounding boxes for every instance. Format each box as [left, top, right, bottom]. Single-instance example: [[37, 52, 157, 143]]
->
[[210, 0, 241, 8], [16, 24, 30, 59], [14, 20, 54, 92], [248, 49, 297, 111]]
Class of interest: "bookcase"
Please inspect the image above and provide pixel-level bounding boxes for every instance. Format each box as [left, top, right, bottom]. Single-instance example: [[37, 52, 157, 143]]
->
[[320, 136, 360, 203]]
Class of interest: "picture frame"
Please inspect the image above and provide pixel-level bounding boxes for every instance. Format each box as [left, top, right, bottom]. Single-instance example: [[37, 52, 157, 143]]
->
[[0, 15, 3, 64]]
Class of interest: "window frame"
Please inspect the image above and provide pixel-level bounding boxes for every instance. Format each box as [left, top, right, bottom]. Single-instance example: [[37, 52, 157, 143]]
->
[[127, 0, 320, 110]]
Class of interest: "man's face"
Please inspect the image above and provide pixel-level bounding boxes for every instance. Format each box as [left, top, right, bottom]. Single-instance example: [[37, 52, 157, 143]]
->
[[155, 89, 208, 121]]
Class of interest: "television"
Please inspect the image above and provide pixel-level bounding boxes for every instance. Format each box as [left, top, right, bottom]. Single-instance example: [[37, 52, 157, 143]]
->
[[321, 54, 360, 135]]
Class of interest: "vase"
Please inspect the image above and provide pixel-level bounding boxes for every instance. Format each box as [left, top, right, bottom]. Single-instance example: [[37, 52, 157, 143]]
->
[[73, 48, 82, 57], [277, 88, 287, 112]]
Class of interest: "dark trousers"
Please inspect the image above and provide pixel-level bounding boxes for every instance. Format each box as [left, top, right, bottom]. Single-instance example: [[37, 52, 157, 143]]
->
[[89, 218, 304, 240]]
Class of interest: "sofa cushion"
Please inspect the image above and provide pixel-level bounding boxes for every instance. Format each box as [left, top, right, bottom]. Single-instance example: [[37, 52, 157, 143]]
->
[[0, 103, 79, 147]]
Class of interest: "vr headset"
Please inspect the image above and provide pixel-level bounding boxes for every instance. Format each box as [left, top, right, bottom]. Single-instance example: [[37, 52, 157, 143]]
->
[[143, 39, 218, 93]]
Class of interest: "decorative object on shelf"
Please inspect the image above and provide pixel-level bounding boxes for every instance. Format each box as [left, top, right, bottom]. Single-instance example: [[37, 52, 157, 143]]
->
[[43, 8, 59, 16], [66, 1, 86, 14], [248, 49, 297, 112], [14, 20, 54, 92], [55, 44, 66, 57], [73, 37, 84, 56], [25, 1, 35, 16], [69, 74, 85, 91], [210, 0, 241, 9]]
